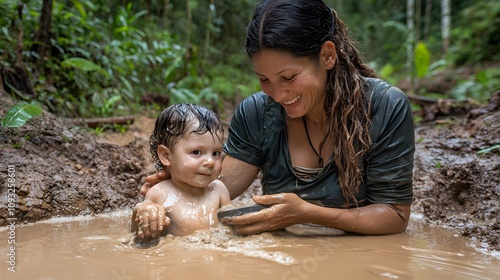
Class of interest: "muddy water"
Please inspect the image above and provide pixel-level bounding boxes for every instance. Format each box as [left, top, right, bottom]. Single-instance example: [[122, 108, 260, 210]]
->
[[1, 211, 499, 280]]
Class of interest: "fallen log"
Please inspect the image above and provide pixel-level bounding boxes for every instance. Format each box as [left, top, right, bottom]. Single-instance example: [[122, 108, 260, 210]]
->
[[407, 94, 438, 104], [69, 116, 135, 128]]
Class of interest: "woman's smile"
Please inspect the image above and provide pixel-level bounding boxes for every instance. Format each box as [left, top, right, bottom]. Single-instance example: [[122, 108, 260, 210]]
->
[[283, 95, 302, 106]]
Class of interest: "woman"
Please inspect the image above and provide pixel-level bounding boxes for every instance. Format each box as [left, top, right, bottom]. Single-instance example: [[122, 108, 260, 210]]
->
[[136, 0, 414, 238]]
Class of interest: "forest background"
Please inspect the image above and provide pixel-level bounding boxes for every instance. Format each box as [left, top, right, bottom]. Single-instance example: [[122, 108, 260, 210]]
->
[[0, 0, 499, 126]]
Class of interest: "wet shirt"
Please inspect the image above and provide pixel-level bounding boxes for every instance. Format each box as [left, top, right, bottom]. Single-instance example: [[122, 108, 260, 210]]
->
[[224, 78, 414, 208]]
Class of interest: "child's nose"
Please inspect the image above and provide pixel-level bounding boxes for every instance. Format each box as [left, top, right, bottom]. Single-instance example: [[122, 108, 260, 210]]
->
[[204, 156, 214, 167]]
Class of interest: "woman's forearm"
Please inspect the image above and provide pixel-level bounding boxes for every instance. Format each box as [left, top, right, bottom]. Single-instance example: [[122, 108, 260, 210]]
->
[[304, 203, 410, 235], [220, 156, 261, 199]]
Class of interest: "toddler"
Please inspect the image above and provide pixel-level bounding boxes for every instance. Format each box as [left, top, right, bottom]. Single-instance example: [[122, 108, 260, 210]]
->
[[131, 103, 230, 237]]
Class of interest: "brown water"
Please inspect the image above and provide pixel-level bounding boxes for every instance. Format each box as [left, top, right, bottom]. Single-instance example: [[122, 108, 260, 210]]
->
[[1, 210, 499, 280]]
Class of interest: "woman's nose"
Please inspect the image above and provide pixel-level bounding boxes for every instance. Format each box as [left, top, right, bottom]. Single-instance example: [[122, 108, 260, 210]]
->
[[266, 83, 287, 102]]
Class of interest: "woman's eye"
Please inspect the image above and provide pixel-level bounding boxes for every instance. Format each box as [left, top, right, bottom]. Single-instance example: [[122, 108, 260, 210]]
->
[[283, 75, 295, 81]]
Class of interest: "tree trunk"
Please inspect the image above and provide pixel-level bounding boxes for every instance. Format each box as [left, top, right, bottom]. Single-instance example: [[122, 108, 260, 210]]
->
[[203, 0, 215, 63], [424, 0, 432, 42], [1, 3, 36, 98], [30, 0, 54, 94], [415, 0, 422, 42], [186, 0, 191, 48], [164, 0, 170, 22], [407, 0, 415, 94], [441, 0, 451, 54], [31, 0, 53, 66]]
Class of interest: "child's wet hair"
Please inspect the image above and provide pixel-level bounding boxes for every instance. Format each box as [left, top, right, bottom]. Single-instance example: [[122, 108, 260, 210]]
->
[[149, 103, 224, 171]]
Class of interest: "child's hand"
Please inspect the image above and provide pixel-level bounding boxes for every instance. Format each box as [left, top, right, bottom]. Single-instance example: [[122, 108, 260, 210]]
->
[[133, 200, 170, 239]]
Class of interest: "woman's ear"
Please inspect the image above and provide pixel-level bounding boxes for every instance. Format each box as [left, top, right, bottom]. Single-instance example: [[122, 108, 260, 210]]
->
[[158, 145, 171, 168], [321, 41, 337, 70]]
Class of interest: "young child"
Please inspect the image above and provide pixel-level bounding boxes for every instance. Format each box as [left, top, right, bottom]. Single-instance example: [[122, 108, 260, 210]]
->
[[131, 103, 230, 237]]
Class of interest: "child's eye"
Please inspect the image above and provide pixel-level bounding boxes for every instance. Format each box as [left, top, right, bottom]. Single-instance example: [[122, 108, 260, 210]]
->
[[212, 151, 222, 157], [282, 75, 295, 81], [192, 150, 202, 155]]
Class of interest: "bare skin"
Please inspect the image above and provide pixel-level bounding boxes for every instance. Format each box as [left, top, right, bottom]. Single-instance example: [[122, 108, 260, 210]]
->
[[133, 179, 230, 237], [137, 42, 411, 236]]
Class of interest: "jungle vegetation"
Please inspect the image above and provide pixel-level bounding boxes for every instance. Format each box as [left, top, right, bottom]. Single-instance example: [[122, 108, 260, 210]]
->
[[0, 0, 498, 121]]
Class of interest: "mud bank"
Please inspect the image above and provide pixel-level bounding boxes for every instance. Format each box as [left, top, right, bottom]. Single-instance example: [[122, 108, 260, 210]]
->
[[0, 97, 146, 225], [412, 92, 499, 252]]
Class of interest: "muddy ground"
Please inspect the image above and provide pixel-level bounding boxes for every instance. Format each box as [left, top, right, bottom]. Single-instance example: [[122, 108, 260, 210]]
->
[[0, 92, 498, 252]]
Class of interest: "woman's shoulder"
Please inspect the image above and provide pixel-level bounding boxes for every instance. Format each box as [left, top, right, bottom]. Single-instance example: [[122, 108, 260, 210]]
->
[[365, 77, 404, 96], [237, 91, 277, 112], [364, 77, 410, 110], [233, 91, 283, 125]]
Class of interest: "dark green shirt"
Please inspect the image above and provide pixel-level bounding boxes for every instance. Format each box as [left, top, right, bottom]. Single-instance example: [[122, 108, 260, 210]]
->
[[224, 78, 414, 208]]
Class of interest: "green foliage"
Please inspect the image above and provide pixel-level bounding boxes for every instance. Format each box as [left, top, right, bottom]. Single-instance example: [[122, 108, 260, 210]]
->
[[1, 102, 43, 133], [414, 42, 431, 78], [61, 57, 109, 77], [450, 68, 500, 102], [450, 0, 500, 65], [435, 162, 442, 169], [477, 145, 500, 155], [0, 0, 497, 119], [375, 63, 397, 85], [170, 87, 216, 106], [206, 63, 261, 99]]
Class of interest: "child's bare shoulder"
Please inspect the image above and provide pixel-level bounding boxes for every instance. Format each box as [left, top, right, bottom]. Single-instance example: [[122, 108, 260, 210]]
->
[[208, 179, 226, 191], [209, 179, 230, 206], [145, 180, 173, 202]]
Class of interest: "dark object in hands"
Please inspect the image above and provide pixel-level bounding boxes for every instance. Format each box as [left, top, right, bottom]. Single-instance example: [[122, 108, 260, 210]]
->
[[217, 204, 269, 220]]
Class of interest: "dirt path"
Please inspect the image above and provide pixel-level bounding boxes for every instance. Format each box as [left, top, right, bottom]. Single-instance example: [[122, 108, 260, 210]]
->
[[1, 94, 498, 252]]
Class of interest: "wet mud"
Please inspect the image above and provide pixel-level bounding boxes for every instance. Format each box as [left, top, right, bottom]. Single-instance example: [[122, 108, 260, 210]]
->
[[0, 92, 499, 253], [0, 97, 146, 224], [412, 92, 500, 251]]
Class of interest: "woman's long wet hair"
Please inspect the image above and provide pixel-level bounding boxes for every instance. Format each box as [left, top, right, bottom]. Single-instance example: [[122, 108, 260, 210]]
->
[[247, 0, 377, 207], [149, 103, 224, 171]]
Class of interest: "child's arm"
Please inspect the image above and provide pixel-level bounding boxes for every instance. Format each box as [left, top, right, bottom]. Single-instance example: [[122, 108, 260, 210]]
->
[[214, 179, 231, 207], [131, 185, 170, 238]]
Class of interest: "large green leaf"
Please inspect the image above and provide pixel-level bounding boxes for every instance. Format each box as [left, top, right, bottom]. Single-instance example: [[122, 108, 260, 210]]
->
[[70, 0, 87, 19], [1, 102, 43, 128], [414, 42, 431, 78], [61, 57, 110, 78]]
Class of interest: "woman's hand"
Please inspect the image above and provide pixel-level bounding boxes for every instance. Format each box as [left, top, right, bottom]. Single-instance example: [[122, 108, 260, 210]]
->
[[140, 169, 169, 196], [132, 200, 170, 239], [221, 193, 308, 235]]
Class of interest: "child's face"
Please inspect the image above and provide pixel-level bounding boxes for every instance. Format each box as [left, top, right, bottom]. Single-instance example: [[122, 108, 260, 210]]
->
[[167, 124, 224, 190]]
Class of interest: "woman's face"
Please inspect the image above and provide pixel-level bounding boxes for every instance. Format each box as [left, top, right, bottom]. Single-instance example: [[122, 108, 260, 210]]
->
[[251, 46, 335, 119]]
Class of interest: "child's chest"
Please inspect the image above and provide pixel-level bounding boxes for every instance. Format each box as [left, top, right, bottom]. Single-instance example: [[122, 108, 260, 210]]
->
[[164, 196, 221, 235]]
